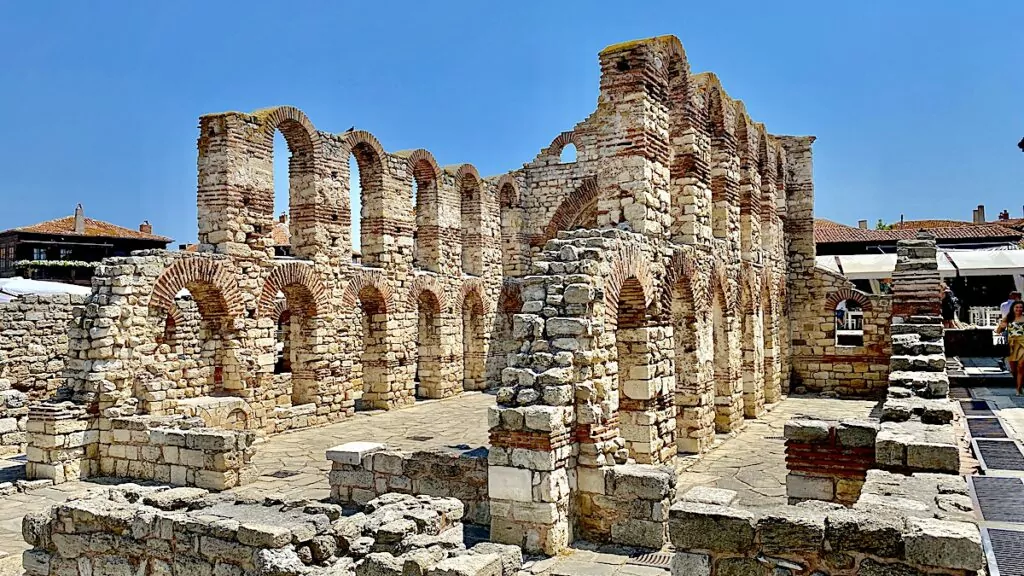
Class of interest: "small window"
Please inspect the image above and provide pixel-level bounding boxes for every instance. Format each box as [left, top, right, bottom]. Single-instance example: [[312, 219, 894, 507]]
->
[[32, 247, 46, 261], [835, 299, 864, 346], [60, 247, 73, 260], [559, 143, 577, 163]]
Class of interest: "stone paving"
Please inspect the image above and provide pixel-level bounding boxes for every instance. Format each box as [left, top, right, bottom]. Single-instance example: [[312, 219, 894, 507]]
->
[[0, 392, 886, 575]]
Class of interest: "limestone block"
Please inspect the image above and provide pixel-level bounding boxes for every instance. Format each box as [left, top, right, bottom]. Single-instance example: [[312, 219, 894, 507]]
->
[[237, 523, 292, 548], [756, 507, 825, 553], [487, 467, 533, 502], [786, 474, 834, 501], [904, 517, 984, 571], [668, 502, 756, 553], [427, 553, 502, 576], [784, 419, 830, 443], [465, 542, 523, 576], [678, 486, 737, 507], [825, 509, 904, 557], [327, 442, 386, 465], [609, 464, 673, 501], [670, 552, 711, 576], [836, 419, 879, 448]]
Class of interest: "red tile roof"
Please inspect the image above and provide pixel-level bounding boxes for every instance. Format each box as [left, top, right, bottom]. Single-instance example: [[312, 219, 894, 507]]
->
[[6, 214, 171, 242], [270, 221, 290, 246], [815, 219, 1022, 244], [890, 219, 972, 230]]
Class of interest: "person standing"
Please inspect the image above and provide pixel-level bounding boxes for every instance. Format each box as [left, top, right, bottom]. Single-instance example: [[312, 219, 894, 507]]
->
[[1001, 290, 1022, 317], [996, 300, 1024, 395], [940, 283, 958, 329]]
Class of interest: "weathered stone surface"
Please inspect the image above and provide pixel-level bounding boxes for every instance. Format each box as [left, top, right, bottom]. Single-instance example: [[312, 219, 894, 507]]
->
[[903, 517, 984, 571], [825, 509, 904, 557], [668, 502, 755, 552]]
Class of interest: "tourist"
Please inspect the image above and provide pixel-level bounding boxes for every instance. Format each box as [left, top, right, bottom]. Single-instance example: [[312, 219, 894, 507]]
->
[[835, 299, 847, 328], [995, 300, 1024, 395], [1000, 290, 1021, 317], [940, 283, 958, 329]]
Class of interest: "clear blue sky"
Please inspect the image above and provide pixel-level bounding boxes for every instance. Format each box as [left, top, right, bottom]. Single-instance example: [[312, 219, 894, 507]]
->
[[1, 1, 1021, 245]]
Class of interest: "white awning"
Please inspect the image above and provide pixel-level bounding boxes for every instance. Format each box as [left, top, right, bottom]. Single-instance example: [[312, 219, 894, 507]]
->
[[0, 277, 92, 298], [816, 250, 1024, 280], [945, 251, 1024, 277]]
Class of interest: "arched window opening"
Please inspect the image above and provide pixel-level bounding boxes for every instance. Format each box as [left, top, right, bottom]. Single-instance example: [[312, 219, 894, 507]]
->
[[559, 143, 578, 163], [349, 153, 363, 265], [462, 291, 486, 390], [357, 286, 390, 409], [614, 277, 659, 463], [271, 131, 292, 256], [835, 299, 864, 347], [415, 291, 443, 398], [275, 310, 292, 374]]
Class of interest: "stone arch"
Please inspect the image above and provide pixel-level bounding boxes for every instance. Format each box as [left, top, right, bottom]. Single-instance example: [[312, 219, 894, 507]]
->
[[457, 164, 485, 276], [405, 275, 450, 314], [150, 258, 244, 321], [496, 174, 520, 208], [544, 131, 584, 162], [458, 278, 491, 315], [497, 280, 523, 317], [271, 299, 290, 323], [353, 280, 394, 409], [661, 251, 709, 320], [252, 106, 322, 258], [403, 149, 442, 272], [696, 76, 737, 242], [259, 262, 329, 318], [534, 178, 600, 247], [341, 269, 397, 314], [739, 268, 761, 315], [413, 283, 445, 399], [340, 130, 388, 266], [826, 288, 873, 312], [604, 244, 657, 324], [709, 261, 737, 317]]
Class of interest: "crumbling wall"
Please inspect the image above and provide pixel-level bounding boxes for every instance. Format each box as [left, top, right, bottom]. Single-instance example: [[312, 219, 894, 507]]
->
[[23, 487, 523, 576], [327, 442, 490, 526]]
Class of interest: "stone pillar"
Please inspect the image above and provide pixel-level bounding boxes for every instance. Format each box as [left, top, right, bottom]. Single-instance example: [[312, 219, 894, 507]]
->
[[891, 231, 942, 320], [594, 38, 673, 237], [25, 403, 95, 484]]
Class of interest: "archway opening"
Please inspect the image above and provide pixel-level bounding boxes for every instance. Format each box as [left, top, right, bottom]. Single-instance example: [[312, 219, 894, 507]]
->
[[462, 290, 486, 390], [357, 285, 389, 409], [412, 159, 439, 271], [415, 291, 443, 398], [559, 143, 577, 163], [835, 299, 864, 346], [349, 153, 363, 264], [671, 277, 706, 453], [271, 131, 292, 256], [460, 173, 484, 276]]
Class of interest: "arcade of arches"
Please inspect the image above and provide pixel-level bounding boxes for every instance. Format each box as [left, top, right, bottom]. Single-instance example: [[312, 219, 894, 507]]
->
[[20, 35, 874, 555]]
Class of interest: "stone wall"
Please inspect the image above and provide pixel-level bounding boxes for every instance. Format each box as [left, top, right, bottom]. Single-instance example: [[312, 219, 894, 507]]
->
[[0, 378, 27, 456], [789, 268, 893, 397], [0, 294, 81, 401], [23, 487, 522, 576], [784, 419, 878, 506], [327, 442, 490, 526]]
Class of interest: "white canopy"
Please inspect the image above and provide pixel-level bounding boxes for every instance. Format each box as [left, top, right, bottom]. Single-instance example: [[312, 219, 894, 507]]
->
[[816, 250, 1024, 280], [0, 277, 92, 299]]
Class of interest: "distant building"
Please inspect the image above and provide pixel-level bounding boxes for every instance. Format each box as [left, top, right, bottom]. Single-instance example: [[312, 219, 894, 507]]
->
[[0, 204, 171, 285]]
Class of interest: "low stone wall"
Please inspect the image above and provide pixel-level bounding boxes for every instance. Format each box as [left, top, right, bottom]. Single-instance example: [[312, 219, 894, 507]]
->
[[98, 416, 256, 490], [327, 442, 490, 526], [669, 479, 984, 576], [26, 402, 255, 490], [23, 487, 522, 576], [577, 464, 675, 549], [784, 419, 878, 506]]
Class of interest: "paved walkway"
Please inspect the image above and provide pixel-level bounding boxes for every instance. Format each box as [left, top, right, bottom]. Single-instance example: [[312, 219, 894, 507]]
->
[[676, 396, 877, 508], [0, 393, 884, 575]]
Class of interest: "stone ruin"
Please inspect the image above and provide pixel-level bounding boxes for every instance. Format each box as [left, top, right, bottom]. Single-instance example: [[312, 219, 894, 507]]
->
[[4, 33, 989, 573]]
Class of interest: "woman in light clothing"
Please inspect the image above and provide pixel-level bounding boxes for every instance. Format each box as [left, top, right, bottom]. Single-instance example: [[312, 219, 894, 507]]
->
[[996, 300, 1024, 395]]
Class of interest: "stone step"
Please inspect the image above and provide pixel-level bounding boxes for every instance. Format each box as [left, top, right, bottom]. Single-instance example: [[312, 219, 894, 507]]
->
[[892, 338, 945, 357], [881, 397, 954, 425], [891, 324, 944, 340], [888, 371, 950, 398], [890, 355, 946, 372]]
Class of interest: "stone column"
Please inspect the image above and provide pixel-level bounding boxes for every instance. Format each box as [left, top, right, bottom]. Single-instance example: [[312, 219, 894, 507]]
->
[[891, 231, 942, 320]]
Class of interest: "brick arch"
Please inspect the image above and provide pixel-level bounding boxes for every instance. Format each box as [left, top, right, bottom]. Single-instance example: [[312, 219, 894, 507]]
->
[[604, 244, 658, 323], [825, 288, 873, 312], [150, 258, 244, 321], [340, 269, 396, 313], [533, 177, 600, 247], [445, 163, 481, 184], [271, 299, 289, 323], [757, 127, 777, 181], [259, 262, 329, 318], [661, 250, 709, 320], [496, 174, 520, 208], [458, 279, 491, 315], [339, 129, 387, 163], [405, 275, 451, 313], [401, 148, 441, 184], [734, 110, 758, 165], [761, 268, 778, 317], [253, 106, 320, 162], [710, 261, 736, 316], [694, 74, 733, 140], [545, 131, 584, 160]]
